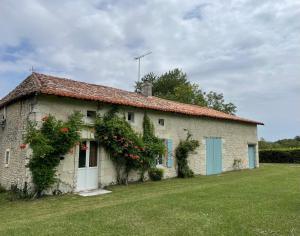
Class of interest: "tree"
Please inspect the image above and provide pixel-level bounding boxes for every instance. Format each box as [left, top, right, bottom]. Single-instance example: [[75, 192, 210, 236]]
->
[[205, 91, 237, 115], [259, 136, 300, 150], [135, 69, 236, 115]]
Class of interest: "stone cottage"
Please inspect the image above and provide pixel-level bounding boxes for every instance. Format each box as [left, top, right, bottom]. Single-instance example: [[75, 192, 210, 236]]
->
[[0, 73, 263, 192]]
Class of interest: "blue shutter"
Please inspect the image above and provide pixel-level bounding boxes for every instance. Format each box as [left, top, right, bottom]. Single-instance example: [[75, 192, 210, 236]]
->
[[167, 139, 173, 168], [206, 138, 214, 175], [206, 137, 222, 175], [213, 138, 222, 174]]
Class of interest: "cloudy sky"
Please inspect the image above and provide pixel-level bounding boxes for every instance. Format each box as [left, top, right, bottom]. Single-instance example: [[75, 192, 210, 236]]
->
[[0, 0, 299, 141]]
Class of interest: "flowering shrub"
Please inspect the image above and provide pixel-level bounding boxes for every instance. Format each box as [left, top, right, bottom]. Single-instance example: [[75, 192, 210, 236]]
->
[[25, 112, 83, 197], [95, 108, 165, 184], [95, 108, 144, 184]]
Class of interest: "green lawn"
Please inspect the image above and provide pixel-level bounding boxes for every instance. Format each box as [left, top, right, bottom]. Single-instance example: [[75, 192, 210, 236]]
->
[[0, 164, 299, 236]]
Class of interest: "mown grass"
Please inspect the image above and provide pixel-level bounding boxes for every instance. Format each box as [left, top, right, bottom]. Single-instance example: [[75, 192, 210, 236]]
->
[[0, 164, 299, 236]]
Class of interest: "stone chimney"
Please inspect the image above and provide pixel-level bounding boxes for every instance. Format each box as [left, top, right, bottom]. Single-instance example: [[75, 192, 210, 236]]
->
[[141, 81, 152, 97]]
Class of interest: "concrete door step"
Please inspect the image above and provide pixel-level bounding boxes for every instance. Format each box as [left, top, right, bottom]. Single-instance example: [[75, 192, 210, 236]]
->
[[77, 189, 112, 197]]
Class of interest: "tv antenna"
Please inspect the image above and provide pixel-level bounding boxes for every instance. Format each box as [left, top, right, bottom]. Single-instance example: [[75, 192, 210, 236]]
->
[[30, 66, 35, 73], [134, 51, 152, 82]]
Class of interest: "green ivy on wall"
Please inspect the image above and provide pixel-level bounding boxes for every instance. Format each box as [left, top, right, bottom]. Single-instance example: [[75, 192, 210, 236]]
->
[[141, 113, 165, 181], [175, 131, 199, 178]]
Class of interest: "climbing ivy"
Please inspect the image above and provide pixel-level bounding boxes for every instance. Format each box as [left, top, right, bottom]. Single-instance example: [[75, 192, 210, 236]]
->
[[175, 131, 199, 178], [140, 113, 165, 181], [25, 112, 83, 197]]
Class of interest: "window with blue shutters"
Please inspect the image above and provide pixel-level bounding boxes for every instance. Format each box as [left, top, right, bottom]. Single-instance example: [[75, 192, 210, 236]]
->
[[155, 139, 173, 168]]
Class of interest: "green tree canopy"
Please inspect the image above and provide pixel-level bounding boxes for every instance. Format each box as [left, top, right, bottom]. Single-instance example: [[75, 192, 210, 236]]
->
[[135, 69, 236, 115], [259, 136, 300, 150]]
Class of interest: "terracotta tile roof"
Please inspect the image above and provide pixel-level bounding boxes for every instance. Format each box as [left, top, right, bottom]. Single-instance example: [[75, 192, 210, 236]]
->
[[0, 73, 263, 125]]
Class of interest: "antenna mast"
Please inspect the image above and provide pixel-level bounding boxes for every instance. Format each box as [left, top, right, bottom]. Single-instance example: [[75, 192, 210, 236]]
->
[[134, 51, 152, 82]]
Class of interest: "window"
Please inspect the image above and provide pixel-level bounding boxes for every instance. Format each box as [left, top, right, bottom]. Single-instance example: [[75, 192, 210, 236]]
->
[[156, 139, 167, 166], [156, 154, 163, 166], [158, 119, 165, 126], [5, 149, 10, 167], [87, 110, 96, 119], [89, 141, 98, 167], [127, 112, 135, 122], [78, 141, 87, 168]]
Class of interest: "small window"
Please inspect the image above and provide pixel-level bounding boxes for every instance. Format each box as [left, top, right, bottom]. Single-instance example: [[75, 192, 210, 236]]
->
[[5, 149, 10, 167], [158, 119, 165, 126], [156, 139, 167, 166], [87, 110, 96, 119], [127, 112, 135, 122], [156, 154, 163, 166]]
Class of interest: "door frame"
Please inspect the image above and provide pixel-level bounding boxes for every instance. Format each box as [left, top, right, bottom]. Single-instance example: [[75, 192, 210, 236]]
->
[[76, 140, 99, 191]]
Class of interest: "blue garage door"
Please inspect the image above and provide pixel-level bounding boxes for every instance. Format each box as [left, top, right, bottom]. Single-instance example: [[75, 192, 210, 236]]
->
[[206, 137, 222, 175], [248, 145, 256, 169]]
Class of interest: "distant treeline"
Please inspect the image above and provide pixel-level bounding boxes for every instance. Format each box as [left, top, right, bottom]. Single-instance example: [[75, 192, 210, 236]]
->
[[259, 136, 300, 150], [259, 148, 300, 163]]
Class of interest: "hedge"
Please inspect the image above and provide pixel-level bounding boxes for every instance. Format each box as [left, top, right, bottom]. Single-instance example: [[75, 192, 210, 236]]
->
[[259, 148, 300, 163]]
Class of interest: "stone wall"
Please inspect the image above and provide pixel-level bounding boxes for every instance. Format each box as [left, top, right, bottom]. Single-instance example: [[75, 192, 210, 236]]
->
[[35, 95, 259, 192], [0, 98, 35, 189]]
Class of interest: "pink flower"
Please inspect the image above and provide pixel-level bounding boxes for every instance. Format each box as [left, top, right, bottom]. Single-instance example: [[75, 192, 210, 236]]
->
[[60, 127, 69, 133], [81, 144, 88, 151], [42, 116, 49, 122]]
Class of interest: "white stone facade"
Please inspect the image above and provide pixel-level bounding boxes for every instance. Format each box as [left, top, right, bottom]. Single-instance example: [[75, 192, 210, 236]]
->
[[0, 95, 259, 192]]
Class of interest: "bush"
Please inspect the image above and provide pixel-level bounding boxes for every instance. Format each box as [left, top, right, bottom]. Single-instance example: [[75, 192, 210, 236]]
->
[[259, 148, 300, 163], [233, 159, 242, 170], [148, 168, 164, 181], [0, 185, 6, 193], [7, 182, 34, 201]]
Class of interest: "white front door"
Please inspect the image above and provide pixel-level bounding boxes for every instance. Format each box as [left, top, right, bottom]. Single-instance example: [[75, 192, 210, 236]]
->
[[77, 141, 99, 191]]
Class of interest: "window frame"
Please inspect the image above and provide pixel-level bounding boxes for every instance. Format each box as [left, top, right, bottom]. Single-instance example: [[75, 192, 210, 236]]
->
[[78, 140, 99, 169], [158, 118, 165, 126], [127, 112, 135, 123], [4, 149, 10, 167], [87, 110, 96, 119], [85, 110, 97, 124], [156, 139, 167, 167]]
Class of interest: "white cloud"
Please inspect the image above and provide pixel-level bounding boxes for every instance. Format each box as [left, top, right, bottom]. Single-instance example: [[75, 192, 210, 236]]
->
[[0, 0, 299, 140]]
